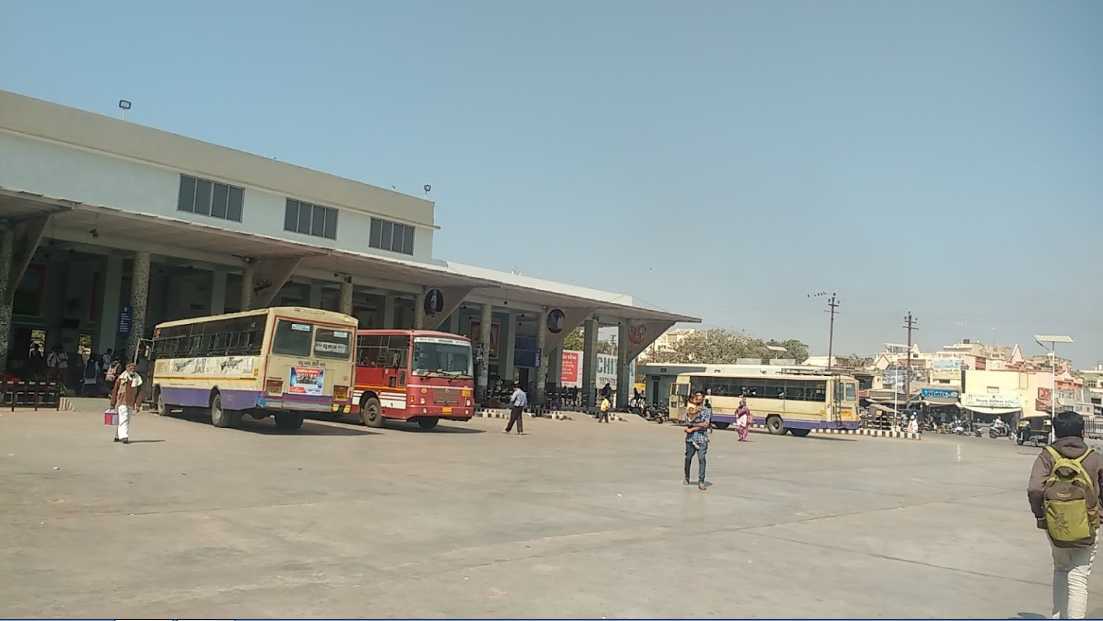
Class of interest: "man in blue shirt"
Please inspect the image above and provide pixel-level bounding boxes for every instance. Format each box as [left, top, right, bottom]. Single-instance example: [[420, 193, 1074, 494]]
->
[[684, 390, 711, 491], [505, 381, 527, 435]]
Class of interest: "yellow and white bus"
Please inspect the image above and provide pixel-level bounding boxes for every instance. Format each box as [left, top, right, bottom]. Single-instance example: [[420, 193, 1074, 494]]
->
[[669, 369, 860, 436], [150, 307, 357, 430]]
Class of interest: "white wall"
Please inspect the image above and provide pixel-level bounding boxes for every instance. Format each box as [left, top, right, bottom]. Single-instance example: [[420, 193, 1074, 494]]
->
[[0, 129, 435, 263]]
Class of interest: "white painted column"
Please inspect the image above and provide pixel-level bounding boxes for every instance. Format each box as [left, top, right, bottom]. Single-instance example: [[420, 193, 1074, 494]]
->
[[477, 303, 493, 402], [535, 308, 549, 405], [501, 312, 517, 386], [382, 295, 395, 329], [414, 291, 426, 330], [127, 251, 151, 361], [616, 321, 631, 409], [0, 227, 14, 372], [582, 318, 597, 408], [240, 264, 255, 310], [210, 269, 228, 315], [98, 255, 123, 355], [309, 282, 323, 309], [339, 279, 354, 316]]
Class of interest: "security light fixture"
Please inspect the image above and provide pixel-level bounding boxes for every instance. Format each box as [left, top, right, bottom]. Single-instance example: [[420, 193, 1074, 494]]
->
[[118, 99, 131, 110]]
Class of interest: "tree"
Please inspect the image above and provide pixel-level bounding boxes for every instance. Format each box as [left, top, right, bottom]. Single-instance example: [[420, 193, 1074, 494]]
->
[[561, 327, 616, 355], [645, 329, 810, 365]]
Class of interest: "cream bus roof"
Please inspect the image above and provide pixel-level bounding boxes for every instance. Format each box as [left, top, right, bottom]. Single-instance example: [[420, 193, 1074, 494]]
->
[[154, 306, 356, 329], [676, 366, 856, 382]]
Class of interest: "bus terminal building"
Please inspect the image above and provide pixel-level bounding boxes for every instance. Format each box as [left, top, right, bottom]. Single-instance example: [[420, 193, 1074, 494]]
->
[[0, 89, 698, 407]]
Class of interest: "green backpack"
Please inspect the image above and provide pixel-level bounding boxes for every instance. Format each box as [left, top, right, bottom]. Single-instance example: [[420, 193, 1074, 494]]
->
[[1043, 446, 1099, 547]]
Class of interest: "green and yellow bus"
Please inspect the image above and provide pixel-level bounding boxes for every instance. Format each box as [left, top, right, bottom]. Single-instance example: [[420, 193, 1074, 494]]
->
[[669, 368, 860, 436], [150, 307, 357, 431]]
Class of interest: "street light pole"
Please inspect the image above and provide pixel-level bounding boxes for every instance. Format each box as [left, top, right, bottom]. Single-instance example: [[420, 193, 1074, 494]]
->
[[1034, 335, 1074, 424]]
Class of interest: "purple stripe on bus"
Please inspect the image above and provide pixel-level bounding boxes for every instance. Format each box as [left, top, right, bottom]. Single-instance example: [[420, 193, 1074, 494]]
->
[[160, 386, 260, 410], [749, 417, 859, 431]]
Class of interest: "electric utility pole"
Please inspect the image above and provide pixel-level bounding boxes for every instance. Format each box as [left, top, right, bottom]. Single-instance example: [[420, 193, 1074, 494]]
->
[[826, 293, 839, 371], [903, 312, 919, 407]]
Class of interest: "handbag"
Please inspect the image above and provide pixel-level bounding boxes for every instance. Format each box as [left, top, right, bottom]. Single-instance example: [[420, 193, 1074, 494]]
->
[[103, 408, 119, 426]]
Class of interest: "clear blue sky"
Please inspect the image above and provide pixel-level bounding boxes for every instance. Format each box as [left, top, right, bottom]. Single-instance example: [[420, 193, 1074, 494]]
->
[[2, 1, 1101, 364]]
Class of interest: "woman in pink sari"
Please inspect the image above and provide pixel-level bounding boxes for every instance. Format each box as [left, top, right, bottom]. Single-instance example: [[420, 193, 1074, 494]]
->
[[735, 396, 751, 442]]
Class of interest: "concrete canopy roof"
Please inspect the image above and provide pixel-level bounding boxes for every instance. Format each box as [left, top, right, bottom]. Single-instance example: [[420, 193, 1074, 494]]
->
[[1, 190, 700, 325]]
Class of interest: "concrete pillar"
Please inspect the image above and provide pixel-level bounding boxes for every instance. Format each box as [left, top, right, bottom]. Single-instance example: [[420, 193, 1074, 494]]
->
[[616, 321, 631, 409], [501, 312, 517, 386], [240, 264, 255, 310], [339, 279, 354, 316], [477, 303, 493, 402], [382, 295, 395, 329], [582, 318, 597, 407], [127, 251, 151, 361], [309, 282, 323, 309], [414, 291, 426, 330], [535, 308, 549, 405], [447, 313, 459, 334], [98, 255, 124, 355], [0, 228, 13, 372], [210, 269, 228, 315]]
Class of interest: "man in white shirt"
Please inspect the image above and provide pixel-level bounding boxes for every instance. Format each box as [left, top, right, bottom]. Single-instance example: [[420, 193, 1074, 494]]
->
[[505, 382, 527, 435]]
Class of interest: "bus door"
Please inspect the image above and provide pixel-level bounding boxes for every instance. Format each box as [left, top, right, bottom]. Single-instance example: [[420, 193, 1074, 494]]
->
[[382, 335, 409, 393], [830, 379, 844, 425]]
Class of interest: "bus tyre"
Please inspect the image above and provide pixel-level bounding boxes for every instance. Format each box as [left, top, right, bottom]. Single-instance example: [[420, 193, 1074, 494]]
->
[[275, 412, 304, 430], [790, 428, 811, 437], [361, 397, 385, 428], [210, 392, 232, 428], [155, 389, 170, 417], [417, 417, 439, 430], [766, 415, 785, 435], [712, 422, 730, 430]]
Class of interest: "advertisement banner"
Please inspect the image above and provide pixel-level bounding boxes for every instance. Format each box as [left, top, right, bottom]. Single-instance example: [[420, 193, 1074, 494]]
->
[[289, 366, 325, 396], [469, 320, 501, 360], [561, 351, 580, 386], [961, 393, 1020, 409]]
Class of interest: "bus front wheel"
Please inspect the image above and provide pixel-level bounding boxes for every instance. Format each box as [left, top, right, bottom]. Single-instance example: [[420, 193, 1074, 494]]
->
[[210, 392, 234, 428], [766, 415, 785, 435], [275, 412, 304, 430], [790, 428, 811, 437], [712, 422, 730, 430], [361, 397, 385, 428], [417, 417, 439, 430]]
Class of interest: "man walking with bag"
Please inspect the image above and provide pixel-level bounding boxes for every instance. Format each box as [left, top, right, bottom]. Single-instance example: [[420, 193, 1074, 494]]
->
[[110, 362, 143, 444], [1028, 410, 1103, 618]]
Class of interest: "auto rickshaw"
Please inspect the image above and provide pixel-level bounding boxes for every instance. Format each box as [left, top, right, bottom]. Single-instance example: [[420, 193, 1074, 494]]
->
[[1016, 413, 1052, 446]]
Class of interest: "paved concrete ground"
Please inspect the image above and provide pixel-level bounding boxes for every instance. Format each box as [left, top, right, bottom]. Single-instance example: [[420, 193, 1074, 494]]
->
[[1, 400, 1098, 618]]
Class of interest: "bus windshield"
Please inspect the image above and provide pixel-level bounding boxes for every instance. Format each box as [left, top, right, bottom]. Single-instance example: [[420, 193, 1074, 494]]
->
[[412, 338, 472, 377]]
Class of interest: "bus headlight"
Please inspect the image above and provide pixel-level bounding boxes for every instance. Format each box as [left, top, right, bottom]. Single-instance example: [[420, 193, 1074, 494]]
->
[[465, 399, 471, 407], [419, 397, 426, 405]]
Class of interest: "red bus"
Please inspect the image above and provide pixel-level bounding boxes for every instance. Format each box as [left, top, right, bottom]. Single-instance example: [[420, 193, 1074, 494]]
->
[[351, 330, 475, 429]]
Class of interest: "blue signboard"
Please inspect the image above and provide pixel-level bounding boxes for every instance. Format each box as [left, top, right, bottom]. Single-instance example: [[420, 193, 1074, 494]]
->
[[919, 387, 959, 400], [118, 305, 133, 335]]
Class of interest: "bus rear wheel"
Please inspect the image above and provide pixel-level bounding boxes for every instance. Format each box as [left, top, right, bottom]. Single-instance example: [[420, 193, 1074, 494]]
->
[[210, 392, 234, 428], [417, 417, 439, 430], [275, 412, 304, 430], [766, 415, 785, 435], [156, 388, 170, 417], [712, 422, 730, 430], [790, 428, 811, 437], [361, 397, 385, 428]]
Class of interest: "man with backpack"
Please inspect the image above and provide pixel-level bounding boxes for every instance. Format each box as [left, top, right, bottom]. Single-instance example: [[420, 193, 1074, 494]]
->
[[1028, 410, 1103, 619]]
